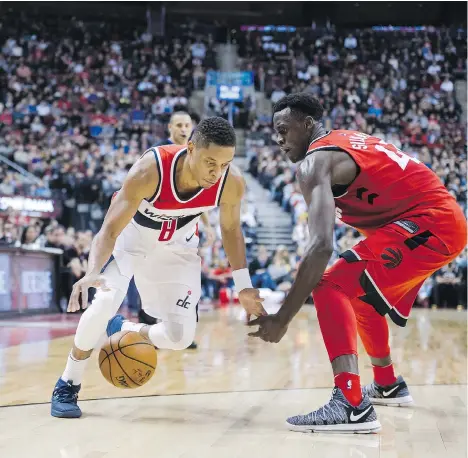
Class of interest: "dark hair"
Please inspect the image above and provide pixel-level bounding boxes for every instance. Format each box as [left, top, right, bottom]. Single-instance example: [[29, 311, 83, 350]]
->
[[192, 116, 236, 148], [21, 225, 36, 245], [169, 111, 191, 123], [189, 111, 201, 125], [273, 93, 324, 121]]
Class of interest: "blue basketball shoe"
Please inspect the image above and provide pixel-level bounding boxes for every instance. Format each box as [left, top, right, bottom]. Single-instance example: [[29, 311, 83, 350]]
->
[[51, 378, 81, 418], [106, 314, 125, 337]]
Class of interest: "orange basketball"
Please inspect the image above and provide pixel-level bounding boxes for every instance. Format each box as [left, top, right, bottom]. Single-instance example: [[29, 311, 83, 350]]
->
[[98, 330, 157, 389]]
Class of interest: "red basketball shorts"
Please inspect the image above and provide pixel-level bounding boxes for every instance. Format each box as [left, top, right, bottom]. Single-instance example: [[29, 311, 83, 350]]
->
[[320, 205, 467, 327]]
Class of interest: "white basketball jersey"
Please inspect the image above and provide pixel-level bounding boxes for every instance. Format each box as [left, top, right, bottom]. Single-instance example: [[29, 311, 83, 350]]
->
[[130, 144, 229, 244]]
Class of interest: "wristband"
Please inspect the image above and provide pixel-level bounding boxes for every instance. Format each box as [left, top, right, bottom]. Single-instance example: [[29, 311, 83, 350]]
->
[[232, 268, 253, 292]]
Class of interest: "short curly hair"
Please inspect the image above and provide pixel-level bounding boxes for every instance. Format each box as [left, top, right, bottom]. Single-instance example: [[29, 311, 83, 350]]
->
[[192, 116, 236, 148], [273, 93, 324, 121]]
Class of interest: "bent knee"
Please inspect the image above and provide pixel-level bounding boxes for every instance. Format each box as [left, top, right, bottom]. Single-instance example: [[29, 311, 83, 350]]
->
[[164, 321, 196, 350], [313, 258, 366, 300]]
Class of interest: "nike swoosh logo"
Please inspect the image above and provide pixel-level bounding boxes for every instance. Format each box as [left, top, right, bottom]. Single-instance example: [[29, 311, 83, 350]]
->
[[186, 233, 195, 242], [349, 406, 372, 422], [382, 385, 400, 397]]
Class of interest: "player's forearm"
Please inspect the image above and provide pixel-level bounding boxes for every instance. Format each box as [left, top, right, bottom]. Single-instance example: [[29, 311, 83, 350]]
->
[[86, 231, 118, 276], [277, 246, 332, 325], [221, 226, 247, 270]]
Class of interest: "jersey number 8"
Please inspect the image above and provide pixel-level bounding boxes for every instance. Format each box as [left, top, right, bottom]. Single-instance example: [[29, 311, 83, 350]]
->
[[158, 220, 177, 242]]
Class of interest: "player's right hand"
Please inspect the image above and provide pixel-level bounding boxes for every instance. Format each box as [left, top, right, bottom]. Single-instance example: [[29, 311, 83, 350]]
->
[[67, 273, 110, 312], [238, 288, 267, 322]]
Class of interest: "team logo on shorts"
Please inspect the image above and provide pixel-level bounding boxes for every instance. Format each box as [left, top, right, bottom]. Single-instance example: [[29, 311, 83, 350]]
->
[[177, 291, 192, 309], [381, 247, 403, 269]]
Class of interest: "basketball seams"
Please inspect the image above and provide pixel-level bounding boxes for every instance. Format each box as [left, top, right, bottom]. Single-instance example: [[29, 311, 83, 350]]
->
[[118, 335, 156, 370], [111, 351, 141, 388], [108, 354, 116, 387], [118, 341, 155, 350], [98, 346, 116, 386], [110, 331, 126, 353], [113, 333, 142, 387], [99, 331, 157, 388], [118, 341, 157, 370], [99, 347, 110, 368], [99, 343, 155, 367], [118, 346, 156, 370]]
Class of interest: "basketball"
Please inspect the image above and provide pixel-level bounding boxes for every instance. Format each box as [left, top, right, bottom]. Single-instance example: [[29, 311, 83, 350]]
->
[[99, 330, 157, 389]]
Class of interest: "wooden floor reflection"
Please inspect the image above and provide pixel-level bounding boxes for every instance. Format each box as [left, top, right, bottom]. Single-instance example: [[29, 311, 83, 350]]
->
[[0, 307, 466, 458]]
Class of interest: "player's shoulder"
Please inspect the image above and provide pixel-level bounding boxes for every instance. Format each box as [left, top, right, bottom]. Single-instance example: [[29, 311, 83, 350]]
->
[[120, 151, 160, 199], [299, 148, 334, 177], [224, 163, 245, 194], [307, 129, 363, 152], [219, 164, 245, 204], [129, 147, 161, 184], [297, 145, 355, 190]]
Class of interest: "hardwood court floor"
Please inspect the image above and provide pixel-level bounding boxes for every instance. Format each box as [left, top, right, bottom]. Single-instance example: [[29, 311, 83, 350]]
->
[[0, 306, 466, 458]]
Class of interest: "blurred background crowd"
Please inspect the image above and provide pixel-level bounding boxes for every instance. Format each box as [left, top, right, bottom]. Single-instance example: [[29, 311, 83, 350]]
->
[[0, 3, 466, 311]]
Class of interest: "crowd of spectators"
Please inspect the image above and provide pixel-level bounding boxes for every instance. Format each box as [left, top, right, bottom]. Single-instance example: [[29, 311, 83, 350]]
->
[[0, 13, 249, 306], [0, 14, 216, 231], [0, 16, 466, 309], [245, 25, 467, 309]]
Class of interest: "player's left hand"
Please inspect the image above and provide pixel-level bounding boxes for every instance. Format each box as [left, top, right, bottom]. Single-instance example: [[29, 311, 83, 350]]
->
[[247, 314, 289, 343], [238, 288, 266, 320]]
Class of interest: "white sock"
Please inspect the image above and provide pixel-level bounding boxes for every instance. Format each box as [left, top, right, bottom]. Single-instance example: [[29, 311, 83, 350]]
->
[[61, 353, 90, 386], [121, 321, 145, 333]]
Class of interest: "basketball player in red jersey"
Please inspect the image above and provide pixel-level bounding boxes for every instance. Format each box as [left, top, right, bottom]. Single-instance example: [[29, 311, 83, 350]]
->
[[248, 93, 467, 433], [51, 117, 266, 418]]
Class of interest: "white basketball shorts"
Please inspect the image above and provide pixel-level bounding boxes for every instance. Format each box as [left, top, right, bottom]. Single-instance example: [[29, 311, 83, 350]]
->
[[102, 220, 201, 323]]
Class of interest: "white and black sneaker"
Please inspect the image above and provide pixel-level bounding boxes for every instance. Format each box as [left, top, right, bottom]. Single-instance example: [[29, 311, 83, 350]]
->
[[362, 375, 414, 407], [286, 387, 381, 434]]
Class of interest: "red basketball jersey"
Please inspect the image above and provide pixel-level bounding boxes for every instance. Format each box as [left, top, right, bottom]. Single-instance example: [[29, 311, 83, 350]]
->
[[307, 130, 457, 234]]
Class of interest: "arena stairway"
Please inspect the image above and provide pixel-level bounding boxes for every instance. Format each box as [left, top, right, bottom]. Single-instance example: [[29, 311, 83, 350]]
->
[[455, 80, 467, 125], [243, 171, 295, 255]]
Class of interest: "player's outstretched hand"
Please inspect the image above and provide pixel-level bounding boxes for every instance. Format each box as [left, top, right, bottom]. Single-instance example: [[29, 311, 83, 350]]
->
[[247, 314, 289, 343], [238, 288, 266, 321], [67, 273, 110, 312]]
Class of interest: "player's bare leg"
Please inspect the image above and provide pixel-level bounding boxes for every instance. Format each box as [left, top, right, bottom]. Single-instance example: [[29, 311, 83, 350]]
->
[[71, 346, 93, 360]]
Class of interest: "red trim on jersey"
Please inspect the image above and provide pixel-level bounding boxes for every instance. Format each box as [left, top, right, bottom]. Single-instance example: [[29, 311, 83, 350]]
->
[[154, 145, 228, 211]]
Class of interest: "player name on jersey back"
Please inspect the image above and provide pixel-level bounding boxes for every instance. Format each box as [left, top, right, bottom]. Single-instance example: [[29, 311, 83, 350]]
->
[[307, 130, 455, 231]]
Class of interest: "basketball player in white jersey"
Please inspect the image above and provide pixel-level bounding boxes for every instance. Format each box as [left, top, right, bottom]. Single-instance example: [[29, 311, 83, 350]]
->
[[51, 117, 265, 418], [156, 111, 216, 245], [137, 111, 215, 349]]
